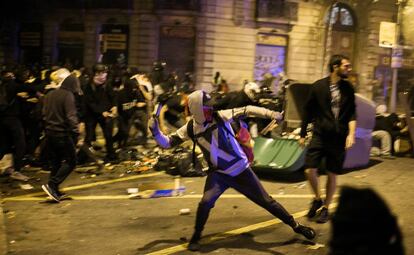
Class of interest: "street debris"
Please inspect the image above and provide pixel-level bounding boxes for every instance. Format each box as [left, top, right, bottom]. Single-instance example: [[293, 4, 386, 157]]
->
[[19, 183, 34, 190], [128, 178, 186, 199], [294, 183, 306, 189], [179, 208, 191, 215], [127, 188, 139, 194], [353, 174, 367, 179], [307, 243, 325, 250]]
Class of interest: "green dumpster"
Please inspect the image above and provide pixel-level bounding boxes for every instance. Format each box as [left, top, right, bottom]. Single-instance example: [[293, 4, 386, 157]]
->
[[252, 136, 306, 173]]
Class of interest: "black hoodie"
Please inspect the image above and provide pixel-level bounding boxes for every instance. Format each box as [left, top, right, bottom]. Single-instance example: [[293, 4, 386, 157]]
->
[[42, 75, 80, 136]]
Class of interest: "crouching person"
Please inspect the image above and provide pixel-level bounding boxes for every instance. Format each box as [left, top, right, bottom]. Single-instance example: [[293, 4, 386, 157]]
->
[[149, 90, 315, 251]]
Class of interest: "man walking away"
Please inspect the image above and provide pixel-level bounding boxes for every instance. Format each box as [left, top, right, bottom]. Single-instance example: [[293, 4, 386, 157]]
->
[[299, 54, 356, 223], [41, 73, 81, 202]]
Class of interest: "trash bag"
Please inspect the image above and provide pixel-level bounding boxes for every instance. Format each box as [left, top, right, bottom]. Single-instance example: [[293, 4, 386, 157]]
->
[[154, 147, 206, 177]]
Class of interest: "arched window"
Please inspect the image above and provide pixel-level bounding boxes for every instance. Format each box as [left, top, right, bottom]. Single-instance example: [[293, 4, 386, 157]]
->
[[326, 2, 356, 32]]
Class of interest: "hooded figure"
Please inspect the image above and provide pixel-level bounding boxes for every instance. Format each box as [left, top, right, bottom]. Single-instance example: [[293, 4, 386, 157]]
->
[[149, 89, 316, 251], [41, 74, 80, 202]]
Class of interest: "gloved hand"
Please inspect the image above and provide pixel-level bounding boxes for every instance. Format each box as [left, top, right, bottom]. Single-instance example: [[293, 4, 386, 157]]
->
[[148, 117, 160, 137]]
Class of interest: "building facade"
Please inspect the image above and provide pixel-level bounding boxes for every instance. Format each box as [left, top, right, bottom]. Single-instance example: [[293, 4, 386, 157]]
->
[[1, 0, 413, 105]]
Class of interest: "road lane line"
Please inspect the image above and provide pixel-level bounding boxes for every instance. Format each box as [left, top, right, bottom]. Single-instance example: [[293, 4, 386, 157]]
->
[[3, 194, 339, 201], [2, 172, 164, 201], [147, 203, 337, 255]]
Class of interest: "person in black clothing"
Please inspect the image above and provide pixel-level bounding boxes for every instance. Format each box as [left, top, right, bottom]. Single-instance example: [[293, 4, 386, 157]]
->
[[41, 74, 81, 202], [83, 64, 118, 162], [299, 54, 356, 223], [130, 74, 153, 145], [113, 74, 141, 148], [0, 70, 32, 181]]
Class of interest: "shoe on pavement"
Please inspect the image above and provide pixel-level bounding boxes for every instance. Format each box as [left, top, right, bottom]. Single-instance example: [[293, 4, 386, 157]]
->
[[316, 206, 329, 224], [306, 198, 323, 219], [187, 232, 201, 251], [42, 184, 60, 202], [9, 171, 30, 182], [380, 154, 396, 160], [293, 223, 316, 240], [57, 191, 71, 200]]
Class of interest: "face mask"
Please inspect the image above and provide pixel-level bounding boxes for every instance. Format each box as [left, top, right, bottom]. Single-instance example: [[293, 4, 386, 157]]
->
[[203, 105, 213, 122]]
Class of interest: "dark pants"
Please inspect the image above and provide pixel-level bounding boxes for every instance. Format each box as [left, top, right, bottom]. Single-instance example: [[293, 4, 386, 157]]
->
[[0, 116, 25, 172], [113, 114, 133, 148], [132, 110, 148, 141], [46, 135, 76, 190], [194, 168, 296, 234], [85, 116, 115, 158]]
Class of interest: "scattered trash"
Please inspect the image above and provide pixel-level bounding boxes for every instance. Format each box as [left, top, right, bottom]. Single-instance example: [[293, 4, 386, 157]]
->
[[9, 240, 15, 244], [127, 188, 139, 194], [353, 174, 367, 179], [19, 184, 34, 190], [233, 205, 238, 209], [179, 208, 191, 215], [6, 211, 16, 219], [295, 183, 306, 189], [129, 180, 186, 199], [307, 243, 325, 250], [90, 174, 96, 178], [278, 188, 285, 195]]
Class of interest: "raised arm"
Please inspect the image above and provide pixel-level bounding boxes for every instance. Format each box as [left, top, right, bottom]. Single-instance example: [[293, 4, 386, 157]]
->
[[149, 117, 188, 149]]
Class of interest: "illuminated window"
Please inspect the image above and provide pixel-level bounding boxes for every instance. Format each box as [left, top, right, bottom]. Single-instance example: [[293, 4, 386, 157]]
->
[[326, 3, 356, 32]]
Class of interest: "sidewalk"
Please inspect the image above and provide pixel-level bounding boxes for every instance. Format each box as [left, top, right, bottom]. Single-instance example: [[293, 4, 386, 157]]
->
[[0, 201, 7, 255]]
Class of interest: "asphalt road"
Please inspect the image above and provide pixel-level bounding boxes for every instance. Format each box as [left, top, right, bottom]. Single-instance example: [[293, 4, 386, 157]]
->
[[1, 156, 414, 255]]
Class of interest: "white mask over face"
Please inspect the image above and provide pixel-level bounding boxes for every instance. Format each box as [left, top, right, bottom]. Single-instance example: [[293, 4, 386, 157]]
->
[[188, 90, 212, 125]]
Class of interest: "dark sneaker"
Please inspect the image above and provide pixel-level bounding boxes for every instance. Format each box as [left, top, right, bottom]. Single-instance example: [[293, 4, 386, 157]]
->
[[293, 223, 316, 240], [187, 232, 201, 251], [57, 191, 71, 200], [42, 184, 60, 202], [316, 207, 329, 223], [306, 199, 323, 219]]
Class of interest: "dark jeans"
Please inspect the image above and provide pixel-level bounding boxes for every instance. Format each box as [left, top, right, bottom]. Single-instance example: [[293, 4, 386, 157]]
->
[[0, 116, 25, 172], [113, 114, 133, 148], [132, 110, 148, 141], [85, 116, 115, 158], [194, 168, 296, 234], [46, 134, 76, 190]]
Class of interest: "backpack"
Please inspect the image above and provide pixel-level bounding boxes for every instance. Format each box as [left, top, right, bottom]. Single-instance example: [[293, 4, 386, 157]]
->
[[187, 113, 254, 166]]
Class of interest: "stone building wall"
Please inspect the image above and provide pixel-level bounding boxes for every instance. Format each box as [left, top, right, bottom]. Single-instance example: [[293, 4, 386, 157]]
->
[[0, 0, 407, 102]]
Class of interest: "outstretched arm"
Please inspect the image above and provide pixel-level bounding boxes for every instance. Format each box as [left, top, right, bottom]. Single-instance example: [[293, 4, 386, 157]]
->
[[218, 105, 283, 122]]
